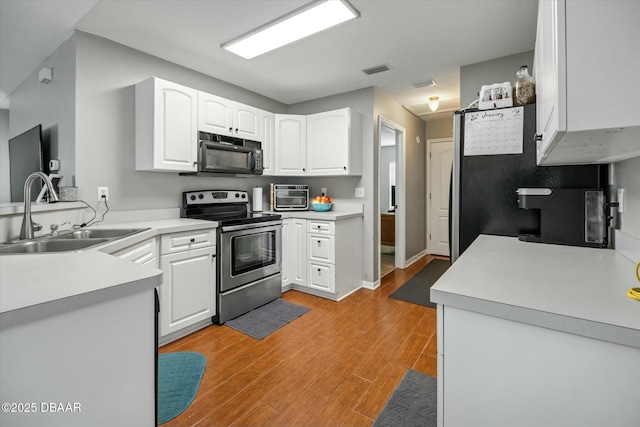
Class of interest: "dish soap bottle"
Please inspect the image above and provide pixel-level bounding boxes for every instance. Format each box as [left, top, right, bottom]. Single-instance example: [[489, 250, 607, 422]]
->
[[514, 65, 535, 105]]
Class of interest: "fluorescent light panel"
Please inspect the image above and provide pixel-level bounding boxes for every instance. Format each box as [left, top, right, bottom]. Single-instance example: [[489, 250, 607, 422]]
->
[[222, 0, 360, 60]]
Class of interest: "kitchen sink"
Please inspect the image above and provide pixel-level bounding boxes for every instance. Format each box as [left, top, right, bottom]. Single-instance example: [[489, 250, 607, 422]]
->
[[54, 228, 147, 240], [0, 238, 109, 254], [0, 228, 149, 255]]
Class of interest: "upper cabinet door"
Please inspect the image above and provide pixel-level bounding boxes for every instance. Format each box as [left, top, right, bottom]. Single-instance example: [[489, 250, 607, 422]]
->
[[233, 102, 261, 141], [260, 110, 275, 175], [198, 91, 233, 136], [535, 0, 566, 165], [275, 115, 307, 175], [307, 108, 362, 176], [535, 0, 640, 165], [135, 77, 198, 172]]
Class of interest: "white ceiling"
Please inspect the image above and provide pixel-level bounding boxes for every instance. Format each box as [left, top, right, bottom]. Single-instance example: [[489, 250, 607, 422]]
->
[[0, 0, 539, 118]]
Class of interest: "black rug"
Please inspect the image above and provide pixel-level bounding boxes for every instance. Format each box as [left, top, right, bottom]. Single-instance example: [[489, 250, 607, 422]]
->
[[225, 298, 310, 340], [388, 259, 450, 308], [372, 369, 437, 427]]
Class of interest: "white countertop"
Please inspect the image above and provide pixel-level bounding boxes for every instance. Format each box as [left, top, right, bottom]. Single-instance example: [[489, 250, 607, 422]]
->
[[0, 251, 162, 329], [267, 209, 363, 221], [0, 218, 217, 329], [431, 235, 640, 348], [93, 218, 218, 254]]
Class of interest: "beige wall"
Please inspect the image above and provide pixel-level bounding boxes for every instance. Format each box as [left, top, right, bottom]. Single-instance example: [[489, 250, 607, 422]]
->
[[0, 109, 9, 202], [426, 113, 454, 140], [373, 88, 427, 265]]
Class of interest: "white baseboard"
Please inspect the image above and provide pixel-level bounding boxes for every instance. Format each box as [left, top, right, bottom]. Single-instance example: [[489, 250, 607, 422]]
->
[[362, 280, 380, 290], [158, 318, 212, 347], [405, 249, 428, 268]]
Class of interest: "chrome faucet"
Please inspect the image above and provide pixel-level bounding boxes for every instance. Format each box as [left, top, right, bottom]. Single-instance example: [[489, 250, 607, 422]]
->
[[20, 172, 60, 240]]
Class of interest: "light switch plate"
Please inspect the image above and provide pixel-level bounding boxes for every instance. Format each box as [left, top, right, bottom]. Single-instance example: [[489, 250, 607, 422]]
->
[[355, 187, 364, 198]]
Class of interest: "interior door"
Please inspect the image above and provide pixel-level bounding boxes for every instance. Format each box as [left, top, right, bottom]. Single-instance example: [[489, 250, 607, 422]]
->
[[430, 139, 453, 256]]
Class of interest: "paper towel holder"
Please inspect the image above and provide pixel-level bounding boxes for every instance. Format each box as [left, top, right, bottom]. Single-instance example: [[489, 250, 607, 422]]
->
[[252, 186, 263, 212]]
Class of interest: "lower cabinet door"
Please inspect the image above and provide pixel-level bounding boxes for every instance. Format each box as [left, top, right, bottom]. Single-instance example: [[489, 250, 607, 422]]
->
[[159, 246, 215, 336], [307, 261, 335, 293]]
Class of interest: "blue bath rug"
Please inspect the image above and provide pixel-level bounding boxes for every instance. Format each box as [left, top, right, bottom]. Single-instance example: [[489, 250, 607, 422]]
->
[[158, 351, 206, 424]]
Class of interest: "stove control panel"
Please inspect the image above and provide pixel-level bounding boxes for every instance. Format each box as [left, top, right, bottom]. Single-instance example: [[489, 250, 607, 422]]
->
[[185, 190, 249, 205]]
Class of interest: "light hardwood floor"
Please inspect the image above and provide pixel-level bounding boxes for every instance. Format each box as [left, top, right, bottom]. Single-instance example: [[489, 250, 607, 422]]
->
[[160, 254, 447, 427]]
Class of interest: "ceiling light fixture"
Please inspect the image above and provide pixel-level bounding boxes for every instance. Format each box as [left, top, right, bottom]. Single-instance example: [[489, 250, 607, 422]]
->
[[221, 0, 360, 60], [428, 96, 440, 112]]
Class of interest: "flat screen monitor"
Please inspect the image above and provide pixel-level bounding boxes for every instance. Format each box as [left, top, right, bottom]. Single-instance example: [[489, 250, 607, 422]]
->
[[9, 125, 43, 202]]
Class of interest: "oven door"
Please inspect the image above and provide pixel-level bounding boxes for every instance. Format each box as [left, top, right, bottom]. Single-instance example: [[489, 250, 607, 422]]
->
[[220, 221, 282, 292]]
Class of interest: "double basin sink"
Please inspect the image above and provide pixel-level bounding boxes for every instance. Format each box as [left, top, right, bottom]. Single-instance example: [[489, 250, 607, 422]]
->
[[0, 228, 149, 254]]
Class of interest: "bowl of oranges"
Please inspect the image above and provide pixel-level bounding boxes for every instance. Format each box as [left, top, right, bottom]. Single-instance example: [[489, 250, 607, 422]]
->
[[310, 195, 333, 212]]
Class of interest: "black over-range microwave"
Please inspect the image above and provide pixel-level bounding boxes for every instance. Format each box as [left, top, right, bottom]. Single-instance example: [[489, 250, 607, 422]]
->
[[182, 131, 263, 176]]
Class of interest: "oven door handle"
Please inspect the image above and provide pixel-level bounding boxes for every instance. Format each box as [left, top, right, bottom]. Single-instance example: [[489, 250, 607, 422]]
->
[[221, 220, 282, 232]]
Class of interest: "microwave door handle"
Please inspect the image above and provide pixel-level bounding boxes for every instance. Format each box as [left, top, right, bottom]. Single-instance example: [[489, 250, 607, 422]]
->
[[250, 151, 256, 170]]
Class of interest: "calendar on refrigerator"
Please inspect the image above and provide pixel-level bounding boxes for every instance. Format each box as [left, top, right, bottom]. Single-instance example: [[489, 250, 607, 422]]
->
[[463, 106, 524, 156]]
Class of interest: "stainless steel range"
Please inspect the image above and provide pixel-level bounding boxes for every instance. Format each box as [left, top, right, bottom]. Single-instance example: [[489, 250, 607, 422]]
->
[[181, 190, 282, 324]]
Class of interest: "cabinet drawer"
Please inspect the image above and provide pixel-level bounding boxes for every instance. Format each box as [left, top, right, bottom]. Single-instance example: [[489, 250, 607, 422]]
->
[[307, 220, 335, 235], [307, 234, 335, 263], [160, 228, 216, 255], [307, 261, 335, 293], [112, 237, 159, 268]]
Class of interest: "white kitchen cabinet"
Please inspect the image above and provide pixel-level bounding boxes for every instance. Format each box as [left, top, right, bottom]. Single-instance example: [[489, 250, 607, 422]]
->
[[198, 91, 261, 140], [438, 305, 640, 427], [307, 261, 335, 293], [275, 115, 307, 175], [534, 0, 640, 165], [291, 218, 307, 285], [135, 77, 198, 172], [260, 110, 276, 175], [281, 218, 292, 288], [281, 216, 362, 300], [0, 288, 156, 427], [306, 108, 362, 176], [159, 229, 216, 342], [111, 237, 159, 268], [307, 233, 335, 264]]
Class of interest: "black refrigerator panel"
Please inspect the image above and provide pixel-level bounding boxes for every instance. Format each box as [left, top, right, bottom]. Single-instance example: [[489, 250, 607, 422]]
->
[[456, 104, 607, 257]]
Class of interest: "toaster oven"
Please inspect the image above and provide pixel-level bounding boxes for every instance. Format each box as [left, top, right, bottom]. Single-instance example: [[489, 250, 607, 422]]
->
[[273, 184, 309, 211]]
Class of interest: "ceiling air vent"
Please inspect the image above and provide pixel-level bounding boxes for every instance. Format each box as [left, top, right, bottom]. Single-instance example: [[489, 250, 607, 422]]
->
[[363, 64, 390, 75], [413, 79, 437, 88]]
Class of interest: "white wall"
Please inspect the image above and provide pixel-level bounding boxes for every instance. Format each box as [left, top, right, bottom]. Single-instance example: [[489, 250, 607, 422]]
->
[[612, 156, 640, 239], [380, 127, 395, 213], [0, 109, 9, 202], [288, 87, 375, 281], [73, 32, 287, 211], [8, 35, 77, 189], [460, 51, 534, 109]]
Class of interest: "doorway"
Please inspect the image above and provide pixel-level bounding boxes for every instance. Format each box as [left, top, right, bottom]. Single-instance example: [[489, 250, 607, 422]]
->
[[378, 116, 406, 279], [427, 138, 453, 256]]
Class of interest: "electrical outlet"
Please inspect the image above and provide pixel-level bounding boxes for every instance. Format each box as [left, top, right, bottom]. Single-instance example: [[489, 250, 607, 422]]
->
[[98, 187, 109, 201], [321, 187, 327, 196], [355, 187, 364, 198]]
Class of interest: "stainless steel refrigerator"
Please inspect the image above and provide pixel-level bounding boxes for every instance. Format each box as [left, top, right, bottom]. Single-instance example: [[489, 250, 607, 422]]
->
[[450, 104, 608, 263]]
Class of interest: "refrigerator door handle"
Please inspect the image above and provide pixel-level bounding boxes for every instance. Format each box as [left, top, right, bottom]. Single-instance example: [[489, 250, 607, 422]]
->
[[451, 113, 462, 263]]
